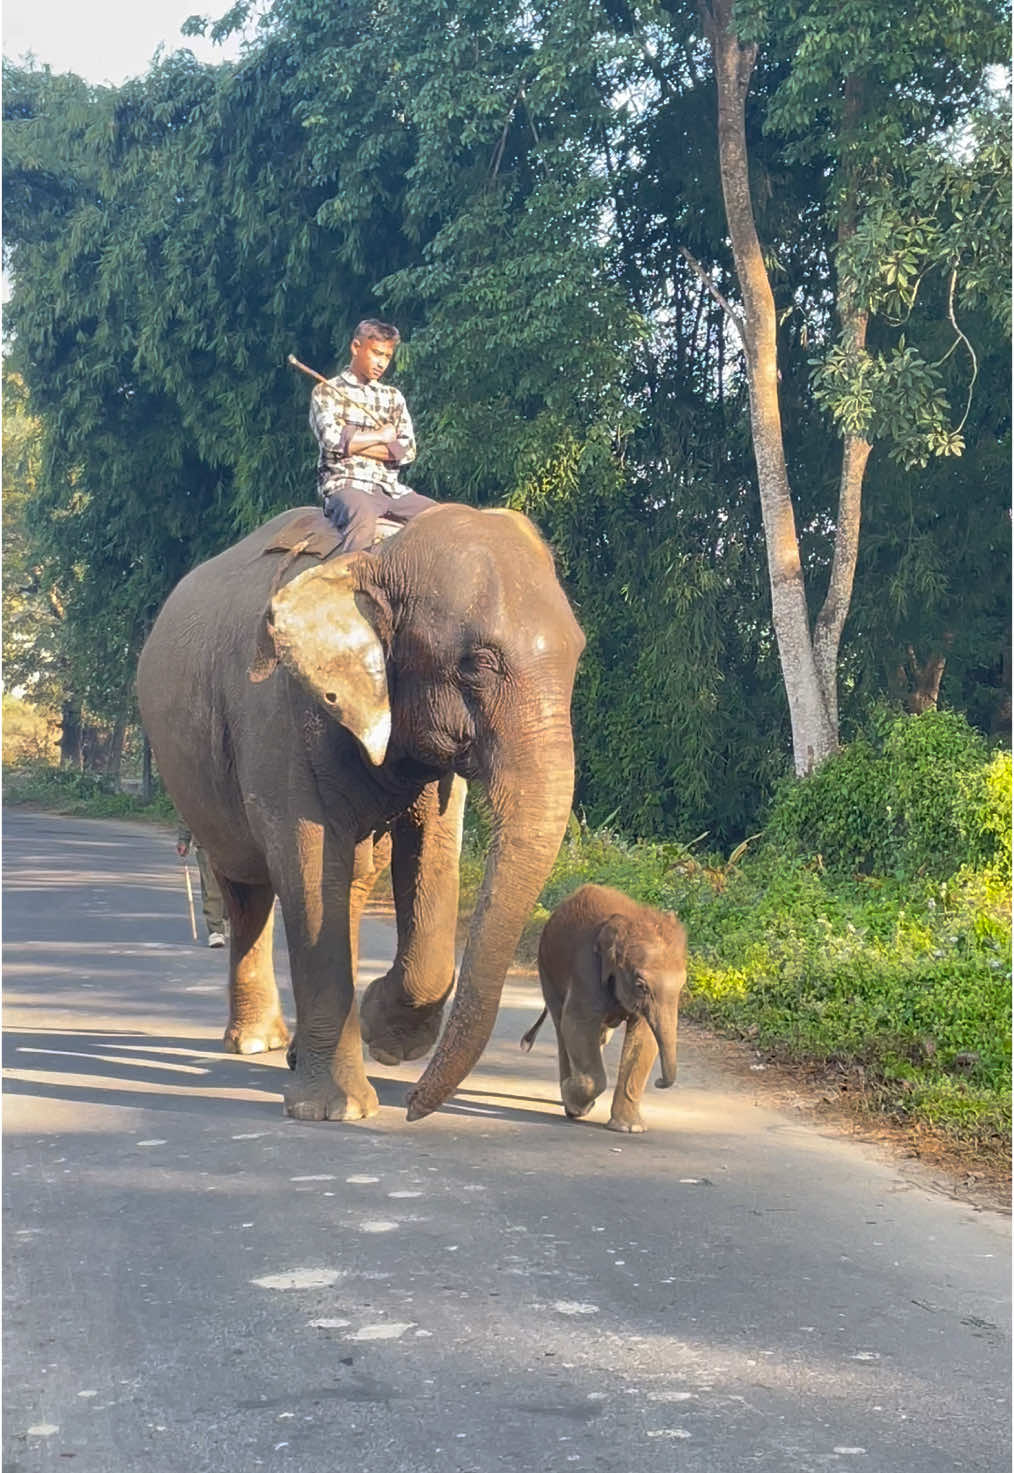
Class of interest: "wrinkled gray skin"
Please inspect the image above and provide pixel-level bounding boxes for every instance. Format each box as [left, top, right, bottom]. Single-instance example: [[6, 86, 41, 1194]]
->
[[521, 884, 687, 1133], [137, 504, 584, 1123]]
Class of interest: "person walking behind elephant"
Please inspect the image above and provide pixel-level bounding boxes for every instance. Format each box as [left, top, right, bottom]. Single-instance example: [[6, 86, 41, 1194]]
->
[[310, 319, 437, 552], [176, 824, 228, 948], [520, 884, 687, 1134]]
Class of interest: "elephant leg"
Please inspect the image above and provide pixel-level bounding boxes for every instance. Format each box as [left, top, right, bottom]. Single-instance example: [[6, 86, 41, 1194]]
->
[[606, 1016, 657, 1134], [219, 878, 289, 1056], [541, 981, 573, 1102], [276, 817, 379, 1123], [283, 831, 392, 1072], [360, 774, 465, 1066], [558, 995, 608, 1119]]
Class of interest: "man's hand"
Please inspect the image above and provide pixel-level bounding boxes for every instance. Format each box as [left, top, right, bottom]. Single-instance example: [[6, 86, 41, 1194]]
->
[[177, 839, 190, 857]]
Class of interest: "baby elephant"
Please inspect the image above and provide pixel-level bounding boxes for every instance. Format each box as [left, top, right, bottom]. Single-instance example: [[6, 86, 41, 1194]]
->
[[521, 884, 687, 1133]]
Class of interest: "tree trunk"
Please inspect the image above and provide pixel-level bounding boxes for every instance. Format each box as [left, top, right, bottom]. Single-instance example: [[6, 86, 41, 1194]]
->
[[813, 427, 871, 733], [141, 732, 154, 803], [707, 0, 837, 775], [103, 712, 127, 785], [812, 74, 873, 734], [59, 699, 83, 769], [903, 646, 948, 713]]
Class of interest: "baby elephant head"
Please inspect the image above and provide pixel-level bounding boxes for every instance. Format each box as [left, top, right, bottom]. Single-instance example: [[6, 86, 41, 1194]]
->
[[596, 909, 688, 1088]]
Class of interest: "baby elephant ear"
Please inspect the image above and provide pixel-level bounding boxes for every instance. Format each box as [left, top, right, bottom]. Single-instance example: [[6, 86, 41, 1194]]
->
[[266, 558, 391, 766], [595, 912, 632, 974]]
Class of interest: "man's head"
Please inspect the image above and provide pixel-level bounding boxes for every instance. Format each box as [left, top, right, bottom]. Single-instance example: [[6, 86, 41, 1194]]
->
[[349, 319, 401, 384]]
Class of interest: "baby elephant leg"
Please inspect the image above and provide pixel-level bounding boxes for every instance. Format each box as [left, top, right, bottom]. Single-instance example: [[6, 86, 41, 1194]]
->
[[607, 1016, 658, 1133], [558, 998, 608, 1119]]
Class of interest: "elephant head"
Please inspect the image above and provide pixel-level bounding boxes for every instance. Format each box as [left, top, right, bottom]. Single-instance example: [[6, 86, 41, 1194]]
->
[[596, 909, 687, 1088], [262, 504, 585, 1118]]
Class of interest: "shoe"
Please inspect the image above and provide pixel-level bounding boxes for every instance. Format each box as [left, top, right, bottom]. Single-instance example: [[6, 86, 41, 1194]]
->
[[208, 932, 226, 948]]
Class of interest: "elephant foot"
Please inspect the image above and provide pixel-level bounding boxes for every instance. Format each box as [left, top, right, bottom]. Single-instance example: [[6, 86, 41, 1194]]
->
[[360, 972, 450, 1066], [561, 1074, 600, 1119], [606, 1114, 646, 1134], [283, 1062, 379, 1123], [223, 1015, 290, 1055]]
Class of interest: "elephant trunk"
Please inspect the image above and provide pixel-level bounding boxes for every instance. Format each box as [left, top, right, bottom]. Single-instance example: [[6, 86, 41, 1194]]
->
[[651, 1009, 679, 1089], [405, 730, 575, 1121]]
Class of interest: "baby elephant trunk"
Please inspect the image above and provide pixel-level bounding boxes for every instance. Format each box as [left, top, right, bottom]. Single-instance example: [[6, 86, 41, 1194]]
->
[[651, 1011, 679, 1089]]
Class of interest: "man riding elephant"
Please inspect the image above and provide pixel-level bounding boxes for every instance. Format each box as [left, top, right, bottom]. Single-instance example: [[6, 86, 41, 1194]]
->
[[309, 319, 437, 552]]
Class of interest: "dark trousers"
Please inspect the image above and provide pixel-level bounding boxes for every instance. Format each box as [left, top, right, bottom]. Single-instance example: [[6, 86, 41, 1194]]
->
[[322, 480, 437, 552]]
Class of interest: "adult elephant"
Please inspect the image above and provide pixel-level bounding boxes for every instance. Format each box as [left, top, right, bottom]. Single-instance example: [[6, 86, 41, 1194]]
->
[[137, 503, 584, 1123]]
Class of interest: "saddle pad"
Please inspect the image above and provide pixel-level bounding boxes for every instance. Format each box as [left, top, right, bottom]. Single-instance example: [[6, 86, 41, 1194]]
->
[[263, 508, 342, 560]]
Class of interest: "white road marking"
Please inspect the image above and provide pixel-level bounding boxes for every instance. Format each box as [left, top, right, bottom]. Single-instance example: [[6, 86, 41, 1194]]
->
[[252, 1268, 341, 1290], [346, 1323, 415, 1341]]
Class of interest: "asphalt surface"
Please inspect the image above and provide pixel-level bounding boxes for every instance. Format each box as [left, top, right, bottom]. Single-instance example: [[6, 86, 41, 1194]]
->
[[3, 808, 1010, 1473]]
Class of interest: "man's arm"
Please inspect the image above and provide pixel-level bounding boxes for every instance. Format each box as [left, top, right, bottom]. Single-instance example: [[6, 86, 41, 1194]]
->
[[388, 390, 416, 467], [345, 425, 399, 456], [309, 382, 386, 455]]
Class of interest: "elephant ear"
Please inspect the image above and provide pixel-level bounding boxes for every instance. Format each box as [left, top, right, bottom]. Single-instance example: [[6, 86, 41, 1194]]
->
[[595, 913, 633, 988], [263, 557, 392, 766]]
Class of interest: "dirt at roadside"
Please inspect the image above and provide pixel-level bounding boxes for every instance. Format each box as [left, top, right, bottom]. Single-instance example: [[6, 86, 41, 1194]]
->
[[684, 1021, 1011, 1216]]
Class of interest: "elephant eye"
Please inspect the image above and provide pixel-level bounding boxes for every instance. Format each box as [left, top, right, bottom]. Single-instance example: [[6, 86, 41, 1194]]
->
[[460, 647, 503, 685]]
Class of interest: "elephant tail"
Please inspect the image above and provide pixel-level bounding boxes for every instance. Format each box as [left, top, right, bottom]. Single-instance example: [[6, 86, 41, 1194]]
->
[[520, 1008, 548, 1053]]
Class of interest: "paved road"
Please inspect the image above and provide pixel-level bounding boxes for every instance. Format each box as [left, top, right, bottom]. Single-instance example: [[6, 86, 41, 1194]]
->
[[3, 809, 1010, 1473]]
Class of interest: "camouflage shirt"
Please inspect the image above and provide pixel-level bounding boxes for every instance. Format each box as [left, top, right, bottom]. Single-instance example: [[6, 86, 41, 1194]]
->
[[309, 367, 417, 499]]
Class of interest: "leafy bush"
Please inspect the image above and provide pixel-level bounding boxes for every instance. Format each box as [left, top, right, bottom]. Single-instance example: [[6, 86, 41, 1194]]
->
[[3, 760, 176, 821], [1, 696, 59, 765], [764, 708, 1009, 879]]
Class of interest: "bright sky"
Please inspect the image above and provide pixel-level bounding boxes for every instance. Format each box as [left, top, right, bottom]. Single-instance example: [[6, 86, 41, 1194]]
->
[[2, 0, 246, 85]]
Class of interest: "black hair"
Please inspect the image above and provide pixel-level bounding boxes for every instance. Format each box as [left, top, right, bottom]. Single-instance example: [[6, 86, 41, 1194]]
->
[[352, 319, 400, 343]]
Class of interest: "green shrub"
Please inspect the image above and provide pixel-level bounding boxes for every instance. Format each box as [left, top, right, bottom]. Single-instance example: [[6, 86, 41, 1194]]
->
[[764, 708, 1008, 879], [3, 760, 175, 822]]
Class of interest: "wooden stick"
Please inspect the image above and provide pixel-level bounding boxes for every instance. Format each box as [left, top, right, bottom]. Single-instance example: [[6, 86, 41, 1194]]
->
[[181, 858, 198, 941], [287, 352, 385, 428]]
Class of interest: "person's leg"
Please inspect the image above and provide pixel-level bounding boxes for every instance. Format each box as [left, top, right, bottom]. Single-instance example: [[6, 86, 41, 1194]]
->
[[195, 845, 227, 940], [322, 483, 380, 552], [381, 487, 438, 524]]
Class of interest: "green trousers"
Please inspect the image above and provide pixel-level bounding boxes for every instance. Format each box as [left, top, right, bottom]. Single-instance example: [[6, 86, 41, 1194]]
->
[[194, 845, 226, 935]]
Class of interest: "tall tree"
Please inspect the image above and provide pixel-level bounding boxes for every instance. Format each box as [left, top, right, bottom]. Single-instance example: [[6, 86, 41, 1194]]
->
[[695, 0, 1008, 772]]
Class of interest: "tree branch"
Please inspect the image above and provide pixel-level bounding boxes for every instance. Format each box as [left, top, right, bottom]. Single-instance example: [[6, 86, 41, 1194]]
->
[[677, 246, 745, 345], [945, 267, 978, 435]]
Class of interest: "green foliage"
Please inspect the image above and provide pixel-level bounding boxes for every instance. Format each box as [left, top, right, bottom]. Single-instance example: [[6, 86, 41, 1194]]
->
[[764, 708, 1009, 879], [1, 696, 59, 765], [3, 759, 176, 821]]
